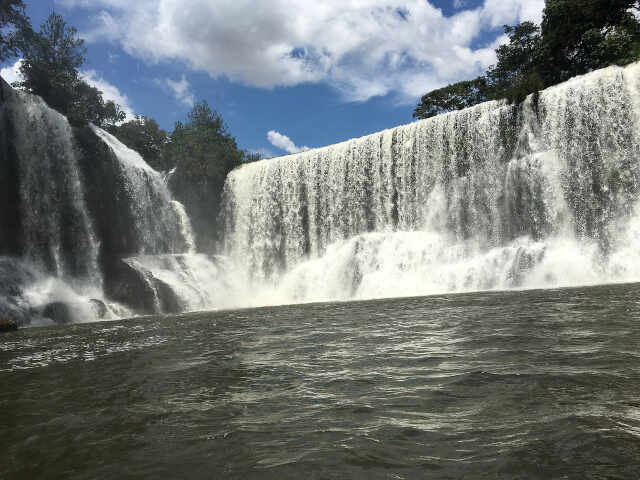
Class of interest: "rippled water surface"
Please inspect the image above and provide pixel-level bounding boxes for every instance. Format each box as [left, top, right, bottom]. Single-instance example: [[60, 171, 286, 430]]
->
[[3, 284, 640, 479]]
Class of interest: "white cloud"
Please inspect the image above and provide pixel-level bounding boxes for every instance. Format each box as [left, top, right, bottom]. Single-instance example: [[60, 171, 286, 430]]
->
[[156, 75, 195, 107], [267, 130, 309, 154], [58, 0, 545, 103], [80, 69, 135, 120], [0, 58, 24, 85]]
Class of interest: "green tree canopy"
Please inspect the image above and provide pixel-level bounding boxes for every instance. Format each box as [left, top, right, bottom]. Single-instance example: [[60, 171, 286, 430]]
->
[[414, 0, 640, 119], [486, 22, 544, 103], [108, 116, 169, 171], [16, 12, 125, 127], [166, 101, 244, 251], [0, 0, 27, 62], [17, 12, 85, 113], [541, 0, 640, 84], [413, 77, 490, 119]]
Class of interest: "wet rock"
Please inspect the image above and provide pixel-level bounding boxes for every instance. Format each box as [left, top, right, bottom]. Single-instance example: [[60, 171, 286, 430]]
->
[[154, 278, 183, 314], [0, 317, 18, 332], [103, 258, 159, 315], [89, 299, 108, 319], [42, 302, 73, 324]]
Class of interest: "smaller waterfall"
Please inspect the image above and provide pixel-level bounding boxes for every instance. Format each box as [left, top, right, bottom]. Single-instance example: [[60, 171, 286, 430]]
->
[[90, 126, 194, 255]]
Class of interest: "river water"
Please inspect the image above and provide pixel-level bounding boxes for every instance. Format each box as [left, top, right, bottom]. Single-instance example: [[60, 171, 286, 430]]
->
[[2, 283, 640, 479]]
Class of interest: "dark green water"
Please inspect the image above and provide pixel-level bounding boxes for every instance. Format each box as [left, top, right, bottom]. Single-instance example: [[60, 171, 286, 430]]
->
[[2, 284, 640, 479]]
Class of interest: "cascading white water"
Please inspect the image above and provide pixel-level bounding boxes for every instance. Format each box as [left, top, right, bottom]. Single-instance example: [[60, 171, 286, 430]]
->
[[4, 63, 640, 324], [89, 127, 235, 313], [0, 88, 131, 323], [222, 62, 640, 304], [3, 90, 101, 286], [121, 254, 243, 312], [90, 126, 195, 254]]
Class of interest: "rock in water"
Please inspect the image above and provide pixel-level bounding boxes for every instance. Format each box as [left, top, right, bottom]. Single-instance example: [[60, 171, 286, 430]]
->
[[154, 278, 183, 314], [103, 258, 160, 314], [42, 302, 73, 324], [0, 318, 18, 332], [89, 299, 108, 319]]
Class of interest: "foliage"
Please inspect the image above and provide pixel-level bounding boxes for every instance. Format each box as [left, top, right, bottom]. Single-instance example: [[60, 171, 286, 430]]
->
[[0, 0, 27, 62], [540, 0, 640, 84], [108, 116, 169, 171], [414, 0, 640, 119], [67, 80, 126, 127], [16, 12, 124, 127], [413, 77, 490, 119], [486, 22, 544, 103], [167, 101, 243, 178], [17, 12, 85, 113], [166, 101, 244, 250]]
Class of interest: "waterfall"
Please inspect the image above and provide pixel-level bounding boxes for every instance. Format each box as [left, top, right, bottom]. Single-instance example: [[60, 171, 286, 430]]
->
[[0, 87, 131, 324], [222, 62, 640, 303], [90, 126, 195, 254], [4, 62, 640, 325], [3, 90, 101, 286]]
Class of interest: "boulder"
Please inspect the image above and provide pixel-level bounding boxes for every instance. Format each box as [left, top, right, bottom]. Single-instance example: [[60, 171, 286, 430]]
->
[[0, 317, 18, 332], [42, 302, 73, 324], [154, 278, 183, 314], [103, 258, 159, 315], [89, 299, 108, 319]]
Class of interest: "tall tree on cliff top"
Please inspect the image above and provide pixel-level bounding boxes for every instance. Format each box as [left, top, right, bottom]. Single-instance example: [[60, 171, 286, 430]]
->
[[414, 0, 640, 119], [0, 0, 27, 62], [17, 12, 125, 126], [17, 12, 85, 114], [166, 101, 244, 251], [540, 0, 640, 84]]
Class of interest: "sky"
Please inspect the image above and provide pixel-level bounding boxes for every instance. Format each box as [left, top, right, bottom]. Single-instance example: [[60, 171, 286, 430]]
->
[[1, 0, 544, 158]]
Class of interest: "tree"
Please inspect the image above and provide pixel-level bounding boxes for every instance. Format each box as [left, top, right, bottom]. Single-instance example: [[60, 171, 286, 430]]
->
[[0, 0, 28, 62], [68, 80, 126, 128], [540, 0, 640, 84], [108, 116, 169, 171], [17, 12, 86, 115], [413, 0, 640, 119], [486, 22, 544, 103], [16, 11, 126, 127], [413, 77, 490, 119], [166, 101, 244, 251]]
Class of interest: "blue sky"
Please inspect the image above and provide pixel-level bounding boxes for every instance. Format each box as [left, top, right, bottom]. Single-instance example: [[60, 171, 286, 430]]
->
[[1, 0, 544, 158]]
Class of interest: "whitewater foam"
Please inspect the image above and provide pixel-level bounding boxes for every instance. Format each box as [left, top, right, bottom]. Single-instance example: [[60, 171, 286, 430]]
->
[[219, 62, 640, 306]]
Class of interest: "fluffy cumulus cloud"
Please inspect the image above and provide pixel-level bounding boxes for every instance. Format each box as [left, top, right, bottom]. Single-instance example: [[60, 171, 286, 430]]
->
[[58, 0, 544, 102], [156, 75, 195, 107], [267, 130, 309, 154]]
